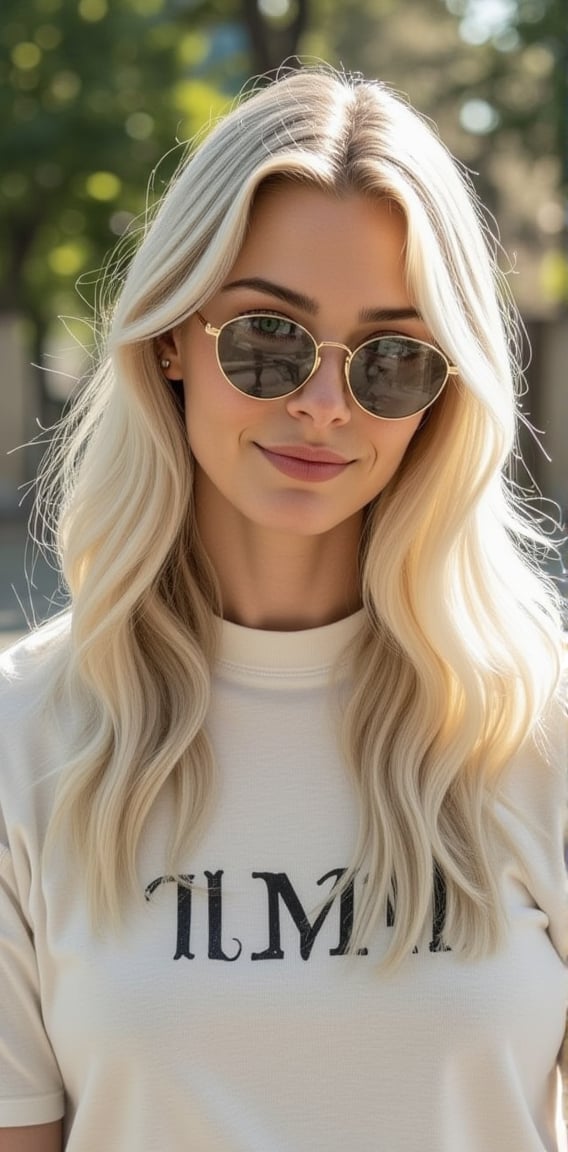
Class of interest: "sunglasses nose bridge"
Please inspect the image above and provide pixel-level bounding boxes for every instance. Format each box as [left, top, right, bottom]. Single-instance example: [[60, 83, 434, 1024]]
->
[[310, 338, 353, 387], [315, 339, 352, 356]]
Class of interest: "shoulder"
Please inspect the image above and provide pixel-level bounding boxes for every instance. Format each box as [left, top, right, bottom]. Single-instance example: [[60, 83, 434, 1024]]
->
[[496, 695, 568, 959], [0, 614, 73, 827], [498, 671, 567, 821], [0, 613, 72, 714], [500, 709, 566, 815]]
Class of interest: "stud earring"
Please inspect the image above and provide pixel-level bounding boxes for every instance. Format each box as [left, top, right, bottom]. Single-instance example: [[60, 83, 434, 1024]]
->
[[160, 358, 171, 370]]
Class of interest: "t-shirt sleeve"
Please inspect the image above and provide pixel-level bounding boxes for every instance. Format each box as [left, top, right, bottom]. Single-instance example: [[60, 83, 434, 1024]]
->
[[0, 842, 65, 1126]]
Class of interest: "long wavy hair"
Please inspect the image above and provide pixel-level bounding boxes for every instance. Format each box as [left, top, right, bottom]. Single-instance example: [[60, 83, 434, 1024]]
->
[[41, 65, 564, 967]]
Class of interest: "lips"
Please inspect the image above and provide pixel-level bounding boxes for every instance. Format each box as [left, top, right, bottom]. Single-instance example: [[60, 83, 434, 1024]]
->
[[258, 444, 350, 464], [255, 443, 352, 483]]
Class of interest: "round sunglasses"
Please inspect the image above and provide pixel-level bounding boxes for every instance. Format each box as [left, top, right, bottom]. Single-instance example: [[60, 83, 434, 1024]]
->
[[196, 311, 458, 421]]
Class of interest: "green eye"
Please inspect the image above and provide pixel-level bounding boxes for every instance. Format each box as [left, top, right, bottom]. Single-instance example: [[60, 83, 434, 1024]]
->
[[258, 316, 281, 334], [252, 315, 296, 338]]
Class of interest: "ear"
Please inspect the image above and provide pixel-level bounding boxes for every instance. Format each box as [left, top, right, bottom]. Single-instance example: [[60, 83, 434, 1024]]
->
[[155, 329, 183, 380]]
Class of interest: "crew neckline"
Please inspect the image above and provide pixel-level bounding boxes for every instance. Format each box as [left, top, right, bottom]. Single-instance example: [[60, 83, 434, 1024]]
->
[[215, 610, 365, 674]]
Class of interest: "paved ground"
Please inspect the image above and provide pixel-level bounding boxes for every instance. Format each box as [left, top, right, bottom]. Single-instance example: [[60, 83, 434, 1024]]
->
[[0, 517, 66, 651]]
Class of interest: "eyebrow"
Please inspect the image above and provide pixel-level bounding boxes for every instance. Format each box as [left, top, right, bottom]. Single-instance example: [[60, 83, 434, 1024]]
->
[[221, 277, 421, 324]]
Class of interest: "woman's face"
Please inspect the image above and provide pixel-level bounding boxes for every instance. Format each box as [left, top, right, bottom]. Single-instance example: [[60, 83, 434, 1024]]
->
[[163, 184, 432, 541]]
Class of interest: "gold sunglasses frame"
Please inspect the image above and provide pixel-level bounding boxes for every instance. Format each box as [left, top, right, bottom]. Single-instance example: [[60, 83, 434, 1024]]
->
[[195, 311, 459, 422]]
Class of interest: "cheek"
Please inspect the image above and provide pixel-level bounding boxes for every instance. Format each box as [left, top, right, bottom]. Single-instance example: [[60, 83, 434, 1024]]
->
[[181, 360, 267, 455], [368, 416, 422, 470], [181, 348, 227, 427]]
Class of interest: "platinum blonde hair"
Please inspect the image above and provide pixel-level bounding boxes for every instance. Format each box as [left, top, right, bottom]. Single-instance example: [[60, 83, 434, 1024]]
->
[[41, 66, 564, 966]]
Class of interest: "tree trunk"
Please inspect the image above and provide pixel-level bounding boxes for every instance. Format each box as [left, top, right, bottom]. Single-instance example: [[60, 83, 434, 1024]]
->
[[241, 0, 310, 74]]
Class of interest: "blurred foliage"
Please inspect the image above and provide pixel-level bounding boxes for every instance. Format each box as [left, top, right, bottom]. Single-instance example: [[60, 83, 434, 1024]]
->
[[0, 0, 238, 345], [1, 0, 566, 393]]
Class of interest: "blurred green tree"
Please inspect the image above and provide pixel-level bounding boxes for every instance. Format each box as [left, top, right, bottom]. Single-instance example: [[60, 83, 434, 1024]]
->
[[1, 0, 231, 401]]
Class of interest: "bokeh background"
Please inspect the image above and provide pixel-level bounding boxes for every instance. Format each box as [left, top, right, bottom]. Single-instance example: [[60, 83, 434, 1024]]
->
[[1, 0, 566, 643]]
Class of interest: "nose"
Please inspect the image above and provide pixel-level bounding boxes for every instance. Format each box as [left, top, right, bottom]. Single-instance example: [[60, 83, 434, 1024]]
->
[[285, 343, 352, 427]]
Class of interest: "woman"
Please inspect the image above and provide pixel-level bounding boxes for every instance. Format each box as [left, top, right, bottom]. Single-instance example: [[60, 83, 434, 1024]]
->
[[0, 66, 566, 1152]]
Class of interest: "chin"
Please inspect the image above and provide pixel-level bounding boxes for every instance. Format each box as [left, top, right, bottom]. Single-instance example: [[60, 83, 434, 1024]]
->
[[246, 496, 361, 538]]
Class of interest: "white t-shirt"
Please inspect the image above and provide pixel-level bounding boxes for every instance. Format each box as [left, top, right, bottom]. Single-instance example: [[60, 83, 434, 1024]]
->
[[0, 612, 566, 1151]]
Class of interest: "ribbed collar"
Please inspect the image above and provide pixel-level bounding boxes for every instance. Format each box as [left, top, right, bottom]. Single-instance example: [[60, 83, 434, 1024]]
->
[[215, 610, 364, 677]]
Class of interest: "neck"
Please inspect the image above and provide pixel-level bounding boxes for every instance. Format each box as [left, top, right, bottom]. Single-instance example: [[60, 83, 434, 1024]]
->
[[195, 487, 363, 632]]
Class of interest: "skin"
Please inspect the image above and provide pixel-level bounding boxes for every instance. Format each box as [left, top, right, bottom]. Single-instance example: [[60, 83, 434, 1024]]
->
[[0, 1123, 62, 1152], [159, 185, 432, 630]]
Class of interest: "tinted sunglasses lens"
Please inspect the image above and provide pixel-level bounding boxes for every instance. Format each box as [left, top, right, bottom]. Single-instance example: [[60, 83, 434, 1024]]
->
[[350, 337, 448, 418], [217, 315, 316, 398]]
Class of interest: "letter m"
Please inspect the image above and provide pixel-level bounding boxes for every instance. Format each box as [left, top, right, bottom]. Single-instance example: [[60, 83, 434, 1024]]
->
[[251, 870, 342, 961]]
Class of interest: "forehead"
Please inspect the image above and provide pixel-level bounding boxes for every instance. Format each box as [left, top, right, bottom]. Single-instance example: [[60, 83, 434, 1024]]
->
[[225, 183, 411, 315]]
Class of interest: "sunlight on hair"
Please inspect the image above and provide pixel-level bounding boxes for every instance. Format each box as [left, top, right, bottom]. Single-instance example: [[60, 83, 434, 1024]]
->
[[37, 65, 565, 967]]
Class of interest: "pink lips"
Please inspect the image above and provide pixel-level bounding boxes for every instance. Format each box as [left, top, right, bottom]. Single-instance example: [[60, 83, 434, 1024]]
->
[[257, 443, 351, 482]]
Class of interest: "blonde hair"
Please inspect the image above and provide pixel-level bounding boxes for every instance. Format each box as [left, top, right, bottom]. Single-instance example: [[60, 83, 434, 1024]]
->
[[41, 66, 564, 966]]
